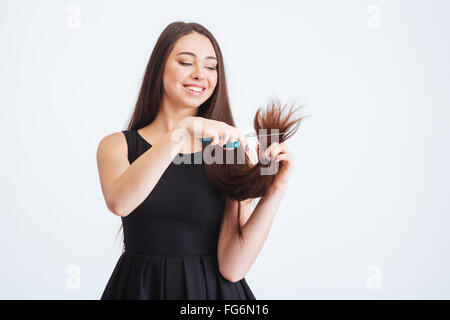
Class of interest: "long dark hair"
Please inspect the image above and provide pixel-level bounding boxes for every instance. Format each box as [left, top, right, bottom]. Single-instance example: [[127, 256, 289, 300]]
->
[[116, 21, 305, 250]]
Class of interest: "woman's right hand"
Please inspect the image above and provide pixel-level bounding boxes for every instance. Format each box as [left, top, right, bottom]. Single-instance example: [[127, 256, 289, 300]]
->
[[175, 116, 250, 152]]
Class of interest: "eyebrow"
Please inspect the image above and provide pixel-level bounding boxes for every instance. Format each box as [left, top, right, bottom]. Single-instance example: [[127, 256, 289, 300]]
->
[[176, 51, 217, 61]]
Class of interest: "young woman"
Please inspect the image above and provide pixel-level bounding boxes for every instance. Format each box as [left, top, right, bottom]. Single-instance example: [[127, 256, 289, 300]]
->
[[96, 21, 295, 300]]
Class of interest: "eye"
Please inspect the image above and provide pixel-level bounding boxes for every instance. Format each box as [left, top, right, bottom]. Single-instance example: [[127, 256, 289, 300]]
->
[[180, 61, 216, 71]]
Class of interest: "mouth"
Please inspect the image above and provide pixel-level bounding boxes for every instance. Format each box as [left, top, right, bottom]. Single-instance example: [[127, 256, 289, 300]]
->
[[182, 84, 206, 96]]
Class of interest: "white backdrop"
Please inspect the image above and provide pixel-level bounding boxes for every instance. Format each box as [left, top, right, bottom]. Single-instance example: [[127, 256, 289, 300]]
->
[[1, 0, 449, 299]]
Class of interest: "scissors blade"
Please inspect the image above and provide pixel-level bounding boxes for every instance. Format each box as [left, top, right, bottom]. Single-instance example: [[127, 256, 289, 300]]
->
[[244, 132, 286, 138]]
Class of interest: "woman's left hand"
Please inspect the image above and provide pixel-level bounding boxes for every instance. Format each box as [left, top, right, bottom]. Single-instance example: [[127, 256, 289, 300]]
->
[[259, 141, 295, 190]]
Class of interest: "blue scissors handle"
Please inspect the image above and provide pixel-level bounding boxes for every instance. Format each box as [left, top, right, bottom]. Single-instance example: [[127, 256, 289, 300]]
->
[[199, 137, 240, 148], [199, 131, 285, 148]]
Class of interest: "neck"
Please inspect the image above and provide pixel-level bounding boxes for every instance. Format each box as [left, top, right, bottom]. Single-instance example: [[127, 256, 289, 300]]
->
[[153, 95, 198, 133]]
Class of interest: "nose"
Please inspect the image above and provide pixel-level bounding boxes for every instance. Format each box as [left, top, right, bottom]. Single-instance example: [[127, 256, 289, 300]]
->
[[191, 64, 206, 80]]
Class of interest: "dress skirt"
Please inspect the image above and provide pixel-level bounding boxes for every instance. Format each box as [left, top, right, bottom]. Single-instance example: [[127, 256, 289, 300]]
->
[[101, 251, 256, 300]]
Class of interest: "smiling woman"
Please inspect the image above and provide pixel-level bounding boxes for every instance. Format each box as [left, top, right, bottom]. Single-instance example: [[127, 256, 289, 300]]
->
[[98, 21, 257, 300], [97, 20, 303, 301]]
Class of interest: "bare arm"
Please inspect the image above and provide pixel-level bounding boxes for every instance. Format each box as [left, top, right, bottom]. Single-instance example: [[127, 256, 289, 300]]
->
[[217, 141, 294, 282], [96, 122, 189, 217], [218, 186, 286, 282]]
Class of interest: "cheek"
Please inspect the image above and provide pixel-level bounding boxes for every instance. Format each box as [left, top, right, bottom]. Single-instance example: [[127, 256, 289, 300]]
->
[[165, 63, 189, 85], [208, 74, 218, 90]]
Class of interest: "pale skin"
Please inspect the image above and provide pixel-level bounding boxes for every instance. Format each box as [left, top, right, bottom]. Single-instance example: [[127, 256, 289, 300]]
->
[[96, 31, 295, 283]]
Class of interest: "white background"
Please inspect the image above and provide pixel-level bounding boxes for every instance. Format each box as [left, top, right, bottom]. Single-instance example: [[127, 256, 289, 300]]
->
[[1, 0, 449, 299]]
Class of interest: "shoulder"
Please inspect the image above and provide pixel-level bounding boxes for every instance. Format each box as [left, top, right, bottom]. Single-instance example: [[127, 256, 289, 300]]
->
[[96, 131, 128, 160]]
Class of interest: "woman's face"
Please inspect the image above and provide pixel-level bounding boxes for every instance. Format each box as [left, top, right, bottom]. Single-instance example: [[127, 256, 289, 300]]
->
[[162, 32, 218, 109]]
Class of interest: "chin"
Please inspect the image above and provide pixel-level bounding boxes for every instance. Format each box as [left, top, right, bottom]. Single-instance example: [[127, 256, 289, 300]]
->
[[181, 95, 206, 106], [181, 99, 202, 109]]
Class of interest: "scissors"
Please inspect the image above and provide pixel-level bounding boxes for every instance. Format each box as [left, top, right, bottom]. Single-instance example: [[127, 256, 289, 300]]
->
[[199, 131, 286, 148]]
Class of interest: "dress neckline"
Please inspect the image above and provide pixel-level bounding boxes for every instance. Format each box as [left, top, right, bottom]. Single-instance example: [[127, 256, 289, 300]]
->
[[136, 129, 202, 156]]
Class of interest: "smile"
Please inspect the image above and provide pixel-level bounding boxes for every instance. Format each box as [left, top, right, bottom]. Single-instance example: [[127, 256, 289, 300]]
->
[[183, 85, 205, 96]]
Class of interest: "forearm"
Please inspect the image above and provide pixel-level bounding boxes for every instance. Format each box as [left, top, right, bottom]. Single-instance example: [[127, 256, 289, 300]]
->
[[221, 185, 287, 282]]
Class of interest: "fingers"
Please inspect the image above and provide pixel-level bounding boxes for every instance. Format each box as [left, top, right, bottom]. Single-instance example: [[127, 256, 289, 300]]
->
[[222, 128, 232, 148], [274, 153, 287, 162], [264, 141, 287, 161], [219, 126, 247, 150], [201, 120, 249, 152], [234, 128, 249, 152], [204, 128, 220, 145]]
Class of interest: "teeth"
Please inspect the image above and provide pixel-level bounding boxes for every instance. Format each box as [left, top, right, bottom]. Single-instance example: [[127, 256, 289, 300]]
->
[[185, 86, 203, 92]]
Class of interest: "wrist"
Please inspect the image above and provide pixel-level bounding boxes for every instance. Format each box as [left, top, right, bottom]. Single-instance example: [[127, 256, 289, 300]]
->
[[266, 183, 287, 197], [169, 120, 190, 146]]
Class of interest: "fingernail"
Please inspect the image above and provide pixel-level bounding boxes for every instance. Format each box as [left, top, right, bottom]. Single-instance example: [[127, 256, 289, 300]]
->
[[275, 156, 279, 161], [245, 145, 249, 151]]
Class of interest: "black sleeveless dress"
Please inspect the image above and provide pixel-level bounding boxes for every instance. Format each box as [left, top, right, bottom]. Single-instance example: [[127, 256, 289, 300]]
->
[[100, 130, 256, 300]]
